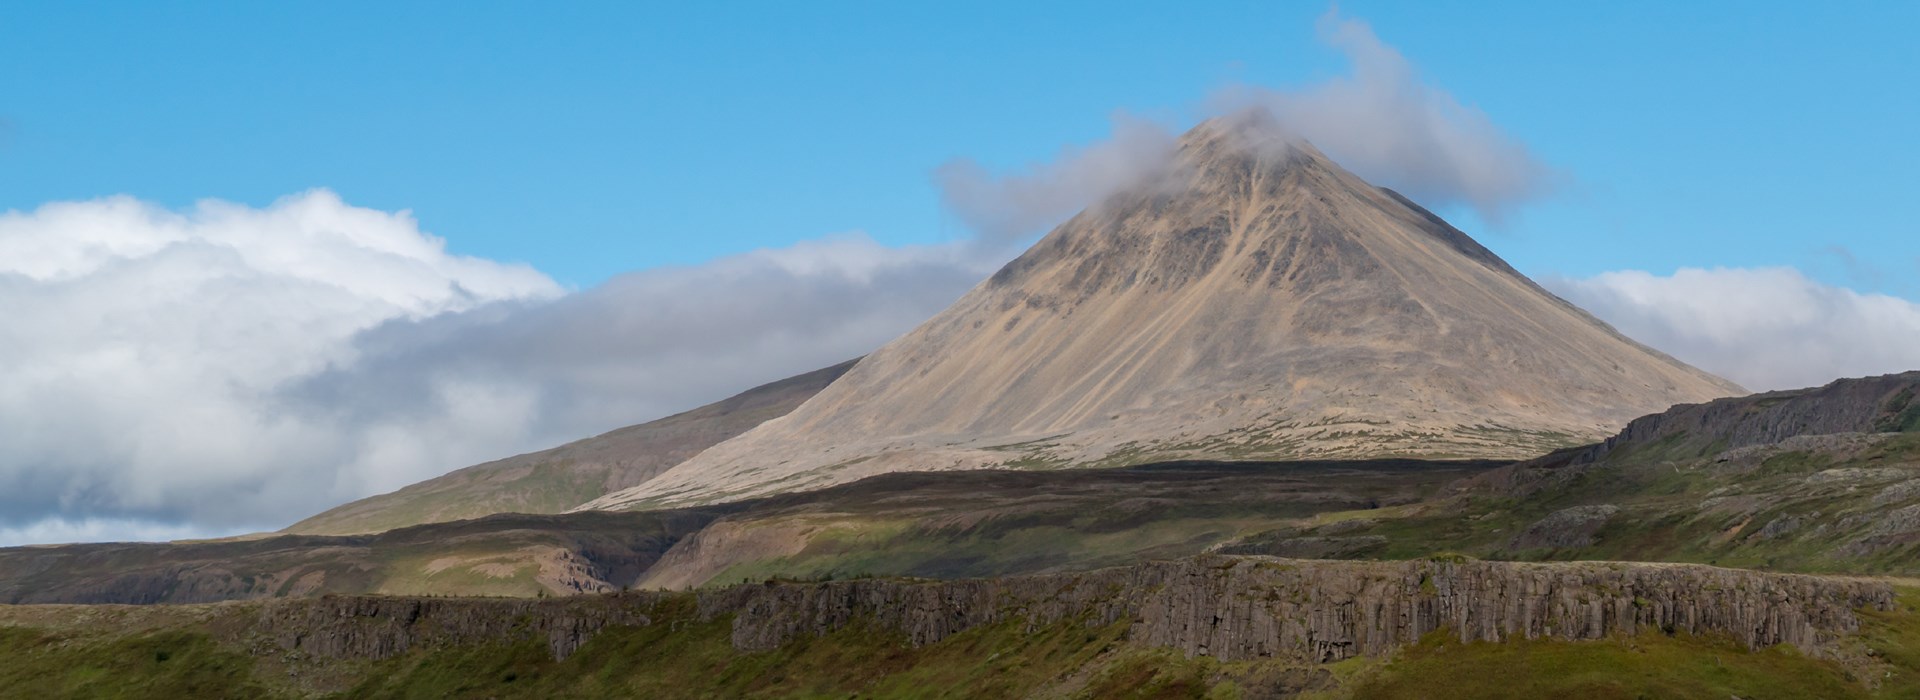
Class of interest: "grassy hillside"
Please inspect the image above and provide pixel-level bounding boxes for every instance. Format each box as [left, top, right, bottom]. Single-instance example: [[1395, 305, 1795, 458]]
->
[[637, 459, 1499, 589], [1220, 431, 1920, 578]]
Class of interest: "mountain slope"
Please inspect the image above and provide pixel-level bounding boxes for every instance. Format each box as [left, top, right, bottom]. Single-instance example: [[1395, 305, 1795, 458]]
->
[[585, 114, 1739, 510], [286, 359, 856, 535], [0, 510, 733, 604]]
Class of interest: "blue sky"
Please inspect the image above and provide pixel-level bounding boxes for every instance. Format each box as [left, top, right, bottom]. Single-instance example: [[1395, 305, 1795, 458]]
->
[[5, 1, 1914, 290], [3, 2, 1920, 544]]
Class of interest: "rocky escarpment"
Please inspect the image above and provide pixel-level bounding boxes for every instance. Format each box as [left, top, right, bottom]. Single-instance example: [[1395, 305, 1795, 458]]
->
[[166, 556, 1891, 666], [1466, 372, 1920, 498], [1575, 372, 1918, 467], [702, 557, 1889, 662], [246, 595, 661, 661]]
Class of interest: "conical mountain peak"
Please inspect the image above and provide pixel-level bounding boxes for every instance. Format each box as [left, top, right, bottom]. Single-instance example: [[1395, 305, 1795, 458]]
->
[[581, 119, 1741, 511], [991, 116, 1459, 300], [1175, 110, 1337, 180]]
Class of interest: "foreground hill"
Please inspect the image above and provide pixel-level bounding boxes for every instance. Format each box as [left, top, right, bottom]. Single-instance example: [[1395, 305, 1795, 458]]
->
[[1, 557, 1910, 699], [587, 114, 1739, 511], [284, 359, 855, 535]]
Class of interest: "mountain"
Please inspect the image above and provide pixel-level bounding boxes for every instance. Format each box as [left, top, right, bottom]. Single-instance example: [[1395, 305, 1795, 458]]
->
[[583, 114, 1740, 510], [284, 359, 856, 535]]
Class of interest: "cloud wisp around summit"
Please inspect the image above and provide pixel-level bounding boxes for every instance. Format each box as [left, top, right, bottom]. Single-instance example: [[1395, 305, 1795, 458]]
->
[[934, 9, 1556, 245]]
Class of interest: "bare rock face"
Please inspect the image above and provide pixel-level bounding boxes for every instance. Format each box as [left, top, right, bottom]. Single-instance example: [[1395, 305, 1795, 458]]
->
[[250, 595, 660, 661], [1507, 505, 1619, 551], [703, 557, 1887, 662], [187, 557, 1887, 667], [587, 113, 1737, 511]]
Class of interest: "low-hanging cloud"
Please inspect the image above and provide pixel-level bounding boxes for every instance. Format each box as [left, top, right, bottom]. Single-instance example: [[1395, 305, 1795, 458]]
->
[[283, 234, 992, 501], [0, 192, 993, 545], [933, 114, 1179, 249], [935, 8, 1554, 240], [1215, 10, 1554, 222], [1547, 267, 1920, 392]]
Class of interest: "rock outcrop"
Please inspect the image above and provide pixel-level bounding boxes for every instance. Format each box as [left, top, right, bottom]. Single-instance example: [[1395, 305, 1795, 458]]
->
[[703, 557, 1889, 662], [249, 595, 660, 661], [186, 556, 1891, 665], [1507, 505, 1619, 551]]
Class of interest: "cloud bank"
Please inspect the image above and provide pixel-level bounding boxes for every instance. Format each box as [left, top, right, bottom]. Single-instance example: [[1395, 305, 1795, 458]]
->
[[935, 9, 1554, 242], [1547, 267, 1920, 392], [0, 192, 989, 544]]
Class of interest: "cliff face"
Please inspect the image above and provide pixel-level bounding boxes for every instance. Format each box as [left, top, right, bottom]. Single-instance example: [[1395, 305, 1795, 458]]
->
[[249, 595, 661, 661], [704, 557, 1889, 662], [174, 556, 1890, 666]]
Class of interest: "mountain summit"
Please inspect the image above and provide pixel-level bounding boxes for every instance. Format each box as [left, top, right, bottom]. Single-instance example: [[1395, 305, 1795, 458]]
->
[[584, 115, 1741, 510]]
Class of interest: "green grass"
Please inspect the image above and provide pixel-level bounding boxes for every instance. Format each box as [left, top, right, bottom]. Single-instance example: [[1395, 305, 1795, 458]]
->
[[1274, 431, 1920, 577], [1348, 630, 1865, 699], [336, 601, 1222, 699], [1351, 586, 1920, 699], [707, 514, 1277, 584], [0, 626, 273, 699], [1878, 388, 1920, 433]]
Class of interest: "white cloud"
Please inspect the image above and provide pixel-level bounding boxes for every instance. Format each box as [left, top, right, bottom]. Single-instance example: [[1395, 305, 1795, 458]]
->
[[0, 192, 992, 545], [932, 8, 1555, 240], [0, 517, 219, 547], [0, 190, 560, 541], [1213, 10, 1553, 223], [286, 233, 994, 502], [1546, 267, 1920, 391], [934, 113, 1179, 248]]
